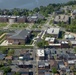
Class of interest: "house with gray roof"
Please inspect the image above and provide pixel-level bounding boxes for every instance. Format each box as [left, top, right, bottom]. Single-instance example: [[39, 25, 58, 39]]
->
[[54, 15, 71, 24], [6, 29, 32, 45], [27, 13, 44, 23]]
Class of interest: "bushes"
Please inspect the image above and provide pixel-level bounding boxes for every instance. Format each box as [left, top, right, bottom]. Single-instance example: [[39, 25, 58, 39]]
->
[[37, 40, 48, 48], [0, 67, 11, 73]]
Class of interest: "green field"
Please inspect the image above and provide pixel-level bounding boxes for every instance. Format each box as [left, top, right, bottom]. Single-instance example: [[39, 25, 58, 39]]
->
[[0, 23, 7, 28], [10, 23, 28, 29]]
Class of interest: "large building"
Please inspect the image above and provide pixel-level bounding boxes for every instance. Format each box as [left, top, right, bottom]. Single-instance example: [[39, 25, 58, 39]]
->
[[0, 15, 27, 23], [47, 28, 60, 38], [16, 16, 27, 23], [6, 29, 32, 45], [54, 15, 71, 24], [0, 15, 8, 22]]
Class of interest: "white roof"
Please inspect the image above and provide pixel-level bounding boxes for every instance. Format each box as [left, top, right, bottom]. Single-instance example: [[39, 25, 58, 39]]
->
[[10, 16, 16, 18], [59, 64, 66, 69], [49, 38, 55, 42], [47, 28, 60, 35], [37, 49, 44, 57], [19, 56, 23, 60], [45, 63, 49, 66], [45, 37, 51, 41], [31, 16, 37, 19], [64, 34, 75, 39], [68, 60, 75, 64], [45, 37, 55, 42], [70, 40, 76, 44], [49, 43, 61, 46], [61, 41, 68, 44]]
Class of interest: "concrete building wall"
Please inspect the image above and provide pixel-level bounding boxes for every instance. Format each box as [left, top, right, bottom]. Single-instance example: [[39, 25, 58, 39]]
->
[[7, 39, 25, 45]]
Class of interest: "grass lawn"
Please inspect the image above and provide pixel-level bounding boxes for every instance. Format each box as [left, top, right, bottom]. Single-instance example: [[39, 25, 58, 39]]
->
[[0, 45, 33, 49], [32, 24, 42, 29], [10, 23, 28, 29], [0, 23, 7, 28], [72, 5, 76, 10], [0, 31, 5, 36]]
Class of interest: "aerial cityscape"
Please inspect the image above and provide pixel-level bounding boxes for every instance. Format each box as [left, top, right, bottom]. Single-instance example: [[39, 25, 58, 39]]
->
[[0, 0, 76, 75]]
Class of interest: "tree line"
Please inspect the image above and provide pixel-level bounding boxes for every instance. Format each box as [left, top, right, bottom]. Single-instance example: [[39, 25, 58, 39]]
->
[[0, 1, 76, 17]]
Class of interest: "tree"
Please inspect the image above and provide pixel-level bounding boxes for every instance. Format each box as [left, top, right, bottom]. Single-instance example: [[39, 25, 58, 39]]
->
[[37, 40, 48, 48], [74, 47, 76, 53], [1, 67, 11, 73], [0, 47, 7, 54], [37, 41, 44, 48], [13, 72, 21, 75], [33, 7, 39, 12], [52, 67, 57, 74], [8, 49, 14, 55]]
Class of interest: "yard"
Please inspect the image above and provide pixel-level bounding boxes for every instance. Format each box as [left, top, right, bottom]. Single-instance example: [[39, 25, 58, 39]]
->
[[0, 23, 7, 28], [10, 23, 28, 29], [31, 24, 42, 29]]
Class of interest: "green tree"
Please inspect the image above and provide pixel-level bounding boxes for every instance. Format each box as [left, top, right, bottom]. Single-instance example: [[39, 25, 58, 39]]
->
[[13, 72, 21, 75], [74, 47, 76, 53], [33, 7, 39, 12], [37, 40, 48, 48], [52, 67, 57, 74], [8, 49, 14, 55], [0, 47, 7, 54], [0, 67, 11, 73], [37, 41, 44, 48]]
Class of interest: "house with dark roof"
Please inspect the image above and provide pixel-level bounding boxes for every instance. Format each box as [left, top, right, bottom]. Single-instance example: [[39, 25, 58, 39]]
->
[[7, 72, 15, 75], [27, 13, 44, 23], [72, 10, 76, 19], [6, 29, 32, 45], [17, 60, 33, 68], [0, 53, 6, 60]]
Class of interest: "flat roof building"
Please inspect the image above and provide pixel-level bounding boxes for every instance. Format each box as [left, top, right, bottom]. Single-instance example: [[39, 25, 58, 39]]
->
[[37, 49, 45, 60], [47, 28, 60, 38], [54, 15, 70, 24], [37, 49, 45, 57]]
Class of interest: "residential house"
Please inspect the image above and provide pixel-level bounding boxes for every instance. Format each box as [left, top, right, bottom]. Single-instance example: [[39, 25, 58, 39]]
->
[[0, 53, 6, 60], [38, 61, 50, 69], [61, 41, 69, 48], [27, 13, 44, 23], [64, 34, 75, 40], [70, 40, 76, 46], [72, 10, 76, 19], [27, 15, 38, 23], [17, 60, 33, 68], [7, 72, 15, 75]]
